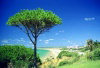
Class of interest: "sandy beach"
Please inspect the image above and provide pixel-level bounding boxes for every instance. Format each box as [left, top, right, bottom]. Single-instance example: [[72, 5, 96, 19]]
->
[[38, 48, 61, 61]]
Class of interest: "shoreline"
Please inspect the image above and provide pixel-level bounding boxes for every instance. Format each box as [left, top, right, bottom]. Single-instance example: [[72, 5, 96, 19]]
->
[[38, 48, 61, 61]]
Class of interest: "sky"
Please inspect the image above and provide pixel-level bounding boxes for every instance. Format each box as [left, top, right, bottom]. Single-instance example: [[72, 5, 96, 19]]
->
[[0, 0, 100, 47]]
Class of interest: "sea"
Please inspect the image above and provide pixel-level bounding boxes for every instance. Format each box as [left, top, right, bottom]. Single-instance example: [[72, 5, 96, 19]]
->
[[37, 49, 50, 58]]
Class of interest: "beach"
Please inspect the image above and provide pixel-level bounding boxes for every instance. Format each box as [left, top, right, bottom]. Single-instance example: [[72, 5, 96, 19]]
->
[[38, 48, 61, 61]]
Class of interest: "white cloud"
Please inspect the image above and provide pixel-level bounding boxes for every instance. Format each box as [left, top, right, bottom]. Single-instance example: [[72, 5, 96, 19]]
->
[[1, 40, 9, 43], [39, 39, 42, 42], [49, 39, 54, 41], [59, 30, 64, 33], [1, 38, 26, 44], [84, 17, 95, 21], [67, 45, 80, 48], [20, 38, 25, 42], [44, 39, 54, 44], [55, 30, 64, 35], [45, 40, 49, 42], [44, 40, 49, 44], [16, 39, 25, 42]]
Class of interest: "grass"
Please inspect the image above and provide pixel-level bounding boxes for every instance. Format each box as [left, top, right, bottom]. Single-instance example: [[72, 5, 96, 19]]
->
[[58, 60, 100, 68]]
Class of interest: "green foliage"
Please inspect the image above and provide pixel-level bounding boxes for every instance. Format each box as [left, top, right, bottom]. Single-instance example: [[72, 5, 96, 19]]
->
[[58, 56, 80, 66], [0, 45, 32, 62], [13, 60, 29, 68], [93, 40, 100, 49], [48, 64, 56, 68], [0, 45, 41, 67], [87, 39, 94, 51], [7, 8, 62, 28], [92, 48, 100, 60], [71, 56, 80, 63], [86, 52, 93, 60], [79, 47, 89, 52], [86, 40, 100, 52], [86, 40, 100, 60], [59, 61, 71, 66], [57, 51, 79, 58], [60, 48, 68, 50], [86, 48, 100, 60]]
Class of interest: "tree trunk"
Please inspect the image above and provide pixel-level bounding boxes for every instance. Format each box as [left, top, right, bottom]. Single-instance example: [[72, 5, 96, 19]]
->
[[33, 36, 37, 68]]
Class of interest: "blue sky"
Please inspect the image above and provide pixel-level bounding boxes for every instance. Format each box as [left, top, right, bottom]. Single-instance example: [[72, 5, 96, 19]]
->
[[0, 0, 100, 47]]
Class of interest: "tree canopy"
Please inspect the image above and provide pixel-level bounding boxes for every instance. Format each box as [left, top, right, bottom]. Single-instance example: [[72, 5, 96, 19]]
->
[[7, 8, 61, 25], [87, 39, 94, 51], [7, 8, 62, 37]]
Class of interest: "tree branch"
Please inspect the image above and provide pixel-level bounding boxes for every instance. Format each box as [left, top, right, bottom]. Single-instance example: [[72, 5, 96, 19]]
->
[[26, 23, 35, 38], [21, 22, 35, 45], [37, 29, 44, 37], [25, 25, 35, 45], [16, 25, 26, 33]]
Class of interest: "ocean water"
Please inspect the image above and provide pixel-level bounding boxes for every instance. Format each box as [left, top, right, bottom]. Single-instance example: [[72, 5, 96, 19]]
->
[[37, 49, 50, 58]]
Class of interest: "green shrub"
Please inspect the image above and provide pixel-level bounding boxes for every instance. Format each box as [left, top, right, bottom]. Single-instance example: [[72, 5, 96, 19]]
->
[[57, 51, 78, 58], [86, 48, 100, 60], [59, 60, 71, 66], [59, 56, 80, 66], [92, 48, 100, 60], [60, 48, 68, 50], [48, 64, 56, 68], [71, 56, 80, 63], [86, 52, 93, 60], [79, 47, 89, 52], [14, 60, 29, 68], [0, 45, 41, 68]]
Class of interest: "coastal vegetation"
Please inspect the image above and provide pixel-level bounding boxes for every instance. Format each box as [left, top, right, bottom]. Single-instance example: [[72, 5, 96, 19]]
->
[[40, 40, 100, 68], [57, 40, 100, 68], [0, 40, 100, 68], [0, 44, 41, 68], [57, 51, 79, 58]]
